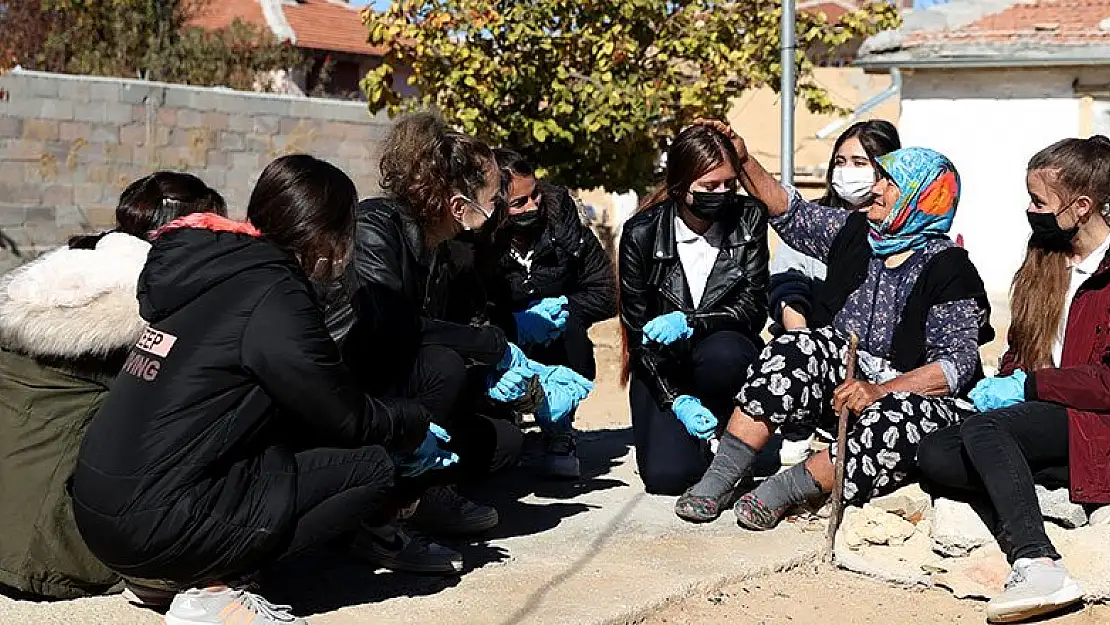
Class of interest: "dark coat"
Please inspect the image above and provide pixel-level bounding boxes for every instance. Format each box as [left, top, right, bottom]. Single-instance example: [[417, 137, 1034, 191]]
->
[[618, 197, 770, 405], [334, 198, 508, 393], [485, 182, 617, 337], [71, 214, 427, 583], [0, 232, 151, 598], [1001, 248, 1110, 504]]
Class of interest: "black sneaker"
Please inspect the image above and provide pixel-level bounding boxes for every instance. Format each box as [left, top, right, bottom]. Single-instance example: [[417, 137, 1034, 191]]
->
[[543, 431, 581, 480], [407, 485, 499, 536], [351, 523, 463, 575]]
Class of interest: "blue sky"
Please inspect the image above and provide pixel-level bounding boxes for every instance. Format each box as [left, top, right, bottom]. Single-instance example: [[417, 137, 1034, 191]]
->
[[349, 0, 390, 8]]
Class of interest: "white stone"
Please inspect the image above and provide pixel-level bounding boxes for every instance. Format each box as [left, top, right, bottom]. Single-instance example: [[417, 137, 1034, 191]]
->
[[1090, 505, 1110, 526], [931, 498, 996, 557], [1035, 485, 1088, 529], [871, 484, 931, 523], [842, 504, 916, 547]]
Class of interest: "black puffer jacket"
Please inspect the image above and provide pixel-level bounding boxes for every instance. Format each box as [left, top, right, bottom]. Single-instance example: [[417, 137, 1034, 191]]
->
[[71, 214, 428, 583], [332, 198, 508, 391], [619, 197, 769, 406], [485, 182, 617, 337]]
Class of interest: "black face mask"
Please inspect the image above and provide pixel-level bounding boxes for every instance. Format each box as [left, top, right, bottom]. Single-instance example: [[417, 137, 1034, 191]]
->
[[507, 209, 544, 233], [1027, 209, 1079, 251], [688, 191, 735, 222]]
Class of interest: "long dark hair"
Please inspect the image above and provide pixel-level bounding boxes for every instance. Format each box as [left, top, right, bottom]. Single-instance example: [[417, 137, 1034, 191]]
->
[[639, 124, 744, 211], [619, 124, 743, 384], [380, 112, 497, 239], [247, 154, 358, 281], [69, 172, 226, 249], [819, 120, 901, 209], [1011, 135, 1110, 370]]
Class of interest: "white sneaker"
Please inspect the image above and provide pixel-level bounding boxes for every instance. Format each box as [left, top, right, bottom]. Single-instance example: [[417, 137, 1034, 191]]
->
[[779, 435, 814, 467], [986, 558, 1084, 623], [165, 587, 304, 624]]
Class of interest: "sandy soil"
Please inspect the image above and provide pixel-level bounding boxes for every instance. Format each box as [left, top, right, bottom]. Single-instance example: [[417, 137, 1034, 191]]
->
[[635, 568, 1109, 625]]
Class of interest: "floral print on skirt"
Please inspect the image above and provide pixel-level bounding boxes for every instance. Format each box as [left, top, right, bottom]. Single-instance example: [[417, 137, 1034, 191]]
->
[[737, 327, 975, 505]]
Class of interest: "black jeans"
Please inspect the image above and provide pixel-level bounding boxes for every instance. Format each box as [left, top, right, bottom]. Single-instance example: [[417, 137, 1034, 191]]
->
[[408, 345, 522, 478], [276, 445, 397, 562], [917, 401, 1069, 563], [631, 330, 759, 495]]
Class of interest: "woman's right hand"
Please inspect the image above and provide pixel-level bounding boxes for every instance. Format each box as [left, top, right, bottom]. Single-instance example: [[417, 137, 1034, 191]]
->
[[693, 118, 747, 162]]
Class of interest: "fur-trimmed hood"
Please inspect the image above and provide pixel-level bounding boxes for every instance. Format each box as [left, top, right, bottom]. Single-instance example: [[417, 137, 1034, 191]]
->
[[0, 233, 150, 359]]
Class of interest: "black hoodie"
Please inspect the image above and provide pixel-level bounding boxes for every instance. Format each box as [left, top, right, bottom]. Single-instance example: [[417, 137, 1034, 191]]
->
[[71, 214, 428, 581]]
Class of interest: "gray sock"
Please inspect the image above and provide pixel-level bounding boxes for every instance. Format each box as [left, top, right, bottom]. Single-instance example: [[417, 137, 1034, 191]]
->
[[748, 462, 824, 511], [689, 431, 757, 498]]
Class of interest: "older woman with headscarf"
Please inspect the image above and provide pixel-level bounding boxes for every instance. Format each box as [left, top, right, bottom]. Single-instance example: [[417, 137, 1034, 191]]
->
[[674, 121, 993, 530]]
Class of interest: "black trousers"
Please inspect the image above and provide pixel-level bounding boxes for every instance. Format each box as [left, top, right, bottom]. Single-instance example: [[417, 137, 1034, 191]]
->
[[917, 401, 1069, 563], [400, 344, 523, 477], [276, 445, 397, 562], [630, 330, 759, 495]]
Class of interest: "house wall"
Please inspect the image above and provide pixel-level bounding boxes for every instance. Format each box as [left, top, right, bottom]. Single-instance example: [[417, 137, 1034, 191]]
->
[[0, 69, 390, 272], [895, 67, 1110, 300]]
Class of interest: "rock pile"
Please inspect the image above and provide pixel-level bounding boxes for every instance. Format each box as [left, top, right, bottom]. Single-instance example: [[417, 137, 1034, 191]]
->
[[833, 484, 1110, 602]]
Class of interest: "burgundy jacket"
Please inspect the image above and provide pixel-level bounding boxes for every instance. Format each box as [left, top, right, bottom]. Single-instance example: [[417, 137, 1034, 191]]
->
[[999, 251, 1110, 503]]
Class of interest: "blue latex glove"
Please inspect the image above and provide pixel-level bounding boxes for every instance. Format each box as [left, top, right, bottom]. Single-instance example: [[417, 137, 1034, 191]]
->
[[671, 395, 717, 440], [514, 296, 569, 346], [535, 383, 579, 430], [395, 424, 458, 477], [498, 343, 529, 372], [642, 311, 693, 346], [969, 370, 1027, 412], [488, 367, 532, 402]]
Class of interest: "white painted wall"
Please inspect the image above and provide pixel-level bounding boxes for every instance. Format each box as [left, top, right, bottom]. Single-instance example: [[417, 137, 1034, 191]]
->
[[897, 68, 1085, 298]]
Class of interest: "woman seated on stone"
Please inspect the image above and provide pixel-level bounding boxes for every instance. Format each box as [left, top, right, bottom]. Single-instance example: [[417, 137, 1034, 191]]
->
[[0, 172, 225, 600], [676, 120, 992, 529], [619, 123, 769, 495], [769, 120, 901, 466], [917, 136, 1110, 624]]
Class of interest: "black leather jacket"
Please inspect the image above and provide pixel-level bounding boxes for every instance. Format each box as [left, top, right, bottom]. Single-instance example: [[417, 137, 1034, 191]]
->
[[325, 198, 507, 393], [619, 197, 769, 406], [485, 182, 617, 336]]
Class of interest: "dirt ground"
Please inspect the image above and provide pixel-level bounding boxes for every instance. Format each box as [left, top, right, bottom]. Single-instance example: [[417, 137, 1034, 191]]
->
[[635, 568, 1110, 625]]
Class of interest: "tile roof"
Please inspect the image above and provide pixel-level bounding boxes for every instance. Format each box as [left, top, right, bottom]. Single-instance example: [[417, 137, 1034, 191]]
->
[[283, 0, 386, 56], [190, 0, 383, 57], [906, 0, 1110, 46]]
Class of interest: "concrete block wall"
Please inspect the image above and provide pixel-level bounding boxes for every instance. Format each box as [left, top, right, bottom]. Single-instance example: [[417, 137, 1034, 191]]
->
[[0, 69, 390, 271]]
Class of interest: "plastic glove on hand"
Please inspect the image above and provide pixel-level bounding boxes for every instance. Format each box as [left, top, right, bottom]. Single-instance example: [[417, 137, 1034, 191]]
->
[[672, 395, 718, 440], [498, 343, 529, 372], [514, 296, 570, 346], [642, 311, 693, 346], [535, 383, 578, 430], [969, 370, 1028, 412], [524, 362, 593, 401], [488, 367, 535, 403], [395, 423, 458, 477]]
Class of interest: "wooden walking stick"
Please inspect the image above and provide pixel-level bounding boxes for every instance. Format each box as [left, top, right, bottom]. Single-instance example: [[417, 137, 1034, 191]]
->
[[824, 332, 860, 564]]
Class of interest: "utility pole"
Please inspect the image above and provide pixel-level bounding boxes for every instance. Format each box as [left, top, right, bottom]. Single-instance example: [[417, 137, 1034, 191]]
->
[[780, 0, 796, 186]]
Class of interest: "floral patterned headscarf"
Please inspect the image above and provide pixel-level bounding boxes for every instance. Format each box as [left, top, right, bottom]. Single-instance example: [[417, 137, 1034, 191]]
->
[[868, 147, 960, 257]]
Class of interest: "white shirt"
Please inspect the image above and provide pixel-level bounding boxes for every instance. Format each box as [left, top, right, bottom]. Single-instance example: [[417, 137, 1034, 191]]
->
[[1052, 232, 1110, 365], [674, 215, 724, 308]]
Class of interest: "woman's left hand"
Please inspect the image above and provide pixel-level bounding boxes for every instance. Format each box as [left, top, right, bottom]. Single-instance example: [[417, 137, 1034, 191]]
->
[[832, 380, 889, 415]]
